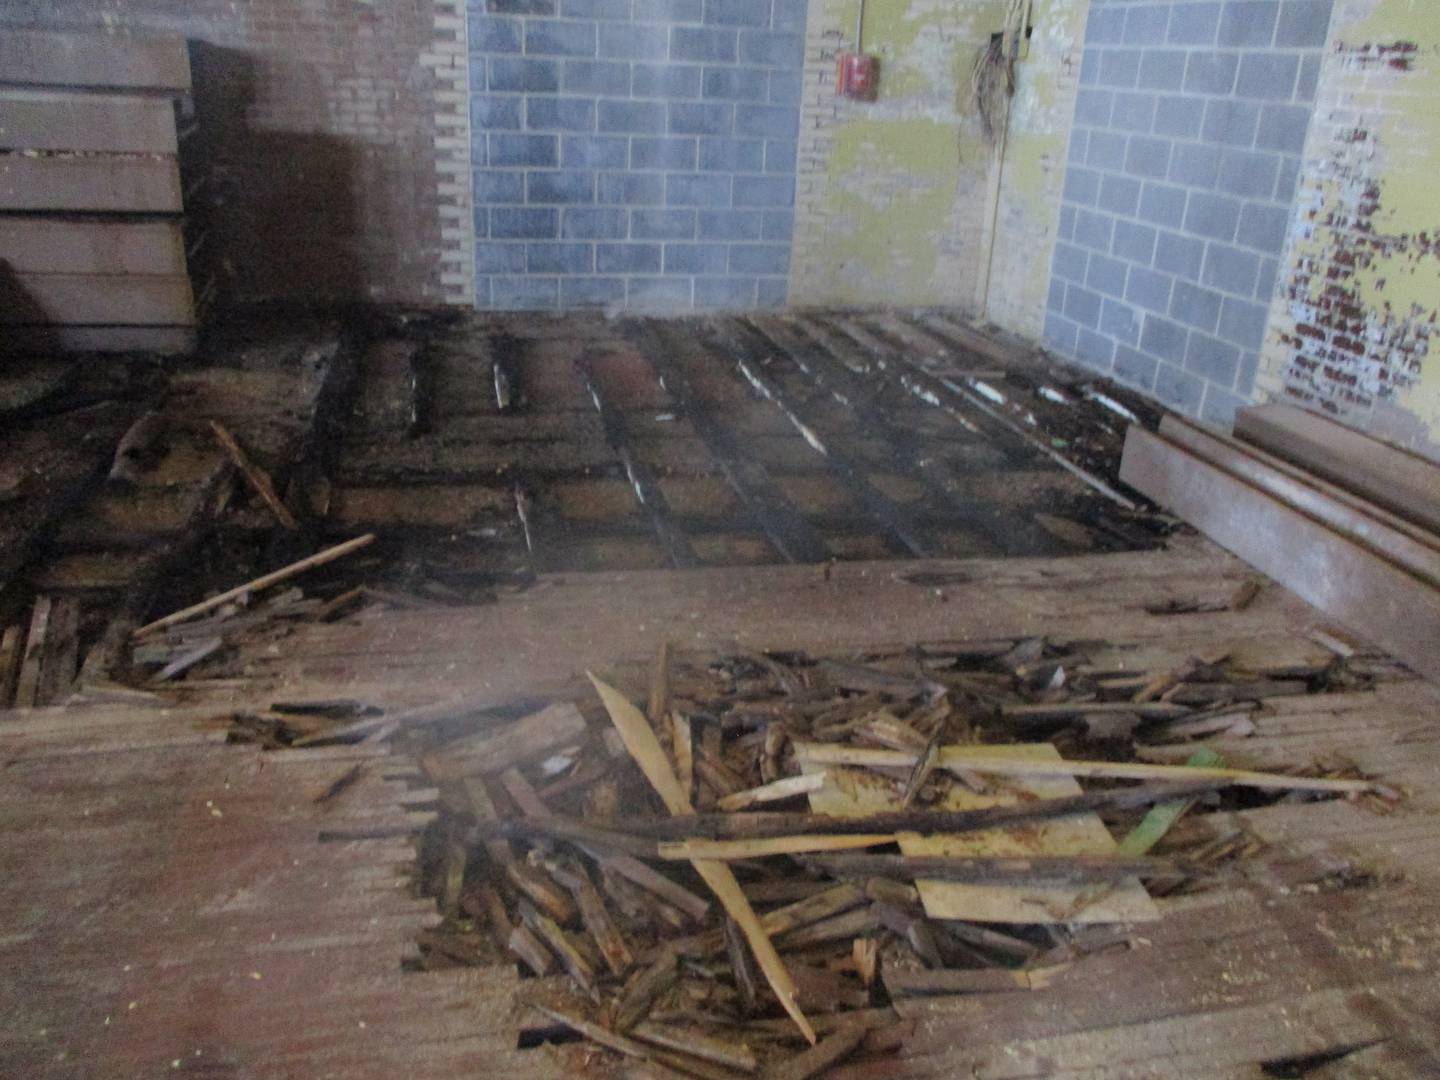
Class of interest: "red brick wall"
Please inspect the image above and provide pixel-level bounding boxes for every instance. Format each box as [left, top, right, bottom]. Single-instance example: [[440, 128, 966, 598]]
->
[[3, 0, 459, 306]]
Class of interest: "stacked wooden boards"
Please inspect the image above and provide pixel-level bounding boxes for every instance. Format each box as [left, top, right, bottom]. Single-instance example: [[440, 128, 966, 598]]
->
[[1120, 404, 1440, 682], [0, 30, 198, 354]]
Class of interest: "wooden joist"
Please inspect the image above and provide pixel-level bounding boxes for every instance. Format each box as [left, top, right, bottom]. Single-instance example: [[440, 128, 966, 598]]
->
[[0, 154, 183, 213], [1120, 423, 1440, 683], [1235, 404, 1440, 535], [0, 219, 188, 277], [0, 30, 190, 93], [0, 90, 179, 154]]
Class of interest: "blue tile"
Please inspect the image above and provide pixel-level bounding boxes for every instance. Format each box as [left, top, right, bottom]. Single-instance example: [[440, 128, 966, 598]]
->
[[768, 69, 803, 105], [490, 57, 560, 91], [527, 241, 594, 272], [629, 276, 694, 306], [1216, 149, 1279, 198], [733, 175, 793, 206], [1201, 98, 1261, 146], [599, 99, 667, 132], [1098, 49, 1143, 88], [671, 26, 738, 62], [764, 138, 796, 173], [1276, 0, 1333, 47], [1052, 241, 1088, 283], [703, 0, 770, 27], [487, 0, 558, 13], [563, 277, 627, 306], [1111, 92, 1157, 131], [1217, 295, 1269, 349], [1184, 51, 1238, 95], [1171, 278, 1225, 330], [699, 209, 764, 239], [1139, 182, 1187, 227], [634, 0, 703, 19], [1073, 210, 1114, 252], [669, 101, 734, 134], [562, 134, 628, 168], [598, 242, 662, 271], [739, 29, 803, 66], [1140, 313, 1189, 363], [1167, 2, 1221, 45], [1113, 219, 1158, 263], [1170, 142, 1222, 188], [761, 209, 793, 240], [1076, 327, 1117, 368], [475, 241, 527, 273], [472, 95, 523, 130], [699, 137, 764, 171], [1126, 135, 1173, 180], [1237, 201, 1289, 253], [562, 59, 631, 95], [493, 276, 560, 309], [1127, 267, 1175, 313], [1184, 191, 1242, 241], [600, 23, 670, 59], [1100, 298, 1143, 345], [1064, 284, 1103, 328], [527, 96, 596, 131], [562, 207, 630, 238], [664, 242, 729, 273], [703, 66, 769, 101], [1086, 6, 1126, 45], [1043, 312, 1079, 355], [729, 243, 789, 273], [1087, 252, 1129, 297], [1185, 332, 1240, 386], [562, 0, 631, 18], [527, 170, 595, 203], [1114, 345, 1159, 389], [1138, 49, 1186, 91], [525, 20, 597, 56], [771, 0, 806, 30], [1086, 130, 1127, 170], [632, 136, 698, 169], [474, 169, 526, 202], [1255, 104, 1311, 153], [1155, 230, 1205, 278], [1200, 382, 1246, 427], [735, 103, 797, 138], [1098, 174, 1141, 216], [632, 208, 697, 238], [756, 277, 788, 307], [1074, 88, 1114, 127], [1125, 5, 1171, 44], [599, 173, 665, 204], [667, 172, 732, 206], [695, 276, 757, 308], [1154, 95, 1204, 138], [1153, 361, 1205, 412], [1064, 166, 1101, 207], [1236, 53, 1299, 100], [1217, 1, 1279, 47], [490, 132, 559, 167], [632, 63, 702, 98], [471, 16, 522, 52]]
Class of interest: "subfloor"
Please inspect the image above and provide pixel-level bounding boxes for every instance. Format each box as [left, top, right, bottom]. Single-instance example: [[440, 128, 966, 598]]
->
[[2, 311, 1438, 1077]]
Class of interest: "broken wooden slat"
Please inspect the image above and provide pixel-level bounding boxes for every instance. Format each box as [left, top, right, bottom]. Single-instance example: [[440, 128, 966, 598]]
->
[[210, 421, 299, 530], [0, 625, 23, 708], [658, 835, 894, 860], [13, 595, 52, 709], [632, 1021, 758, 1074], [507, 923, 554, 975], [526, 1002, 736, 1080], [34, 597, 79, 706], [717, 773, 827, 812], [133, 534, 375, 638], [424, 702, 587, 782], [801, 852, 1181, 883], [883, 965, 1066, 998], [588, 672, 816, 1044], [614, 948, 679, 1032], [764, 1018, 873, 1080]]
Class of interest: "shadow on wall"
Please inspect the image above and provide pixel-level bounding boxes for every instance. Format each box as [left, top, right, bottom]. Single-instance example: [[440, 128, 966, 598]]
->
[[188, 43, 362, 306]]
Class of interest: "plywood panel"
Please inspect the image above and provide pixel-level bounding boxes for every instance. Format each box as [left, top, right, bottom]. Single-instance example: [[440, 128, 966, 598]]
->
[[0, 219, 186, 276], [797, 743, 1159, 924], [0, 273, 194, 326], [0, 30, 190, 92], [0, 90, 177, 154], [0, 153, 182, 212]]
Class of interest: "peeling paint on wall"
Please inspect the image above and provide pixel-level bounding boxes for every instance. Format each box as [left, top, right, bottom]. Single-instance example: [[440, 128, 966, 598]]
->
[[791, 0, 1083, 310], [1260, 0, 1440, 461]]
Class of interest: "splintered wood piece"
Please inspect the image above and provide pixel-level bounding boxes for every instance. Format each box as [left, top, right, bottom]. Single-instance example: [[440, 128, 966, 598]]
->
[[133, 533, 375, 638], [462, 776, 514, 867], [300, 691, 493, 745], [210, 421, 299, 529], [614, 948, 680, 1032], [765, 1018, 872, 1080], [0, 625, 23, 707], [507, 862, 577, 924], [508, 923, 554, 975], [528, 1003, 735, 1080], [795, 743, 1377, 795], [570, 868, 634, 977], [440, 835, 467, 917], [802, 853, 1179, 883], [648, 640, 671, 724], [499, 766, 551, 818], [152, 635, 222, 683], [760, 884, 866, 937], [13, 595, 52, 709], [858, 710, 930, 752], [882, 965, 1067, 998], [935, 919, 1039, 961], [717, 772, 826, 812], [35, 597, 79, 706], [875, 904, 945, 967], [588, 672, 816, 1045], [602, 855, 711, 923], [424, 702, 587, 782], [725, 917, 761, 1015], [633, 1021, 758, 1073], [672, 711, 694, 806], [775, 906, 878, 950], [761, 722, 787, 784], [658, 835, 894, 861], [465, 882, 514, 950], [519, 901, 598, 1001], [853, 939, 878, 988]]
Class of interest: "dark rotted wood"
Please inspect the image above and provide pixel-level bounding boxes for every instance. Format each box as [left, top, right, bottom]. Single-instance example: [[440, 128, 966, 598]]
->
[[576, 348, 699, 569], [407, 340, 439, 438], [1235, 403, 1440, 535], [705, 319, 934, 557], [753, 316, 1070, 558], [1121, 423, 1440, 683], [629, 319, 831, 564]]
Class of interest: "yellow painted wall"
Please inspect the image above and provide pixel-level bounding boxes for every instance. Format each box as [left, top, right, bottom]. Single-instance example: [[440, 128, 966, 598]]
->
[[1259, 0, 1440, 462], [790, 0, 1086, 314]]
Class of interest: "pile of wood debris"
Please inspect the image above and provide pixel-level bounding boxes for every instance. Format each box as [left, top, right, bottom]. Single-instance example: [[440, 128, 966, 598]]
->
[[271, 635, 1387, 1078]]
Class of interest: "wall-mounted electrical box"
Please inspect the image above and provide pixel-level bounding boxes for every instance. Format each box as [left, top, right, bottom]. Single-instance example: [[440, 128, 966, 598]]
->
[[835, 51, 879, 101]]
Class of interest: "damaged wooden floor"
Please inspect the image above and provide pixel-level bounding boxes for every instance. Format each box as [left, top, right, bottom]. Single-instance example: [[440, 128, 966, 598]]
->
[[3, 537, 1439, 1077]]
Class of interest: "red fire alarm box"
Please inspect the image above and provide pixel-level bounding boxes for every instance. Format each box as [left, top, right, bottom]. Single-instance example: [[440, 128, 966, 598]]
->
[[836, 51, 878, 101]]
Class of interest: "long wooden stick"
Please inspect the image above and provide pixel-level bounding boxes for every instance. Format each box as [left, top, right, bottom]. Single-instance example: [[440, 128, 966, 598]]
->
[[210, 420, 299, 529], [133, 534, 375, 638], [794, 742, 1377, 795], [588, 673, 816, 1045], [658, 834, 893, 861], [717, 772, 826, 811]]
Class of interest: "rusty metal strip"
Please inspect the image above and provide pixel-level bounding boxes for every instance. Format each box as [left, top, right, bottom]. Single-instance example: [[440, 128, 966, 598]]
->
[[755, 317, 1070, 558], [628, 319, 830, 565], [575, 349, 699, 569], [708, 319, 934, 558]]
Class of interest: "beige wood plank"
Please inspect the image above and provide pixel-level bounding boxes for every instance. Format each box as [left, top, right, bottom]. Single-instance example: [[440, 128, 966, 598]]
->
[[797, 743, 1159, 924], [0, 219, 186, 276], [0, 273, 194, 326], [0, 153, 182, 212], [0, 30, 190, 92], [0, 90, 177, 154]]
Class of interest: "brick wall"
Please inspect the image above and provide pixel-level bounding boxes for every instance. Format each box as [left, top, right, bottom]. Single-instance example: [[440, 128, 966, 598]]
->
[[467, 0, 806, 310], [4, 0, 467, 306], [1044, 0, 1334, 427]]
